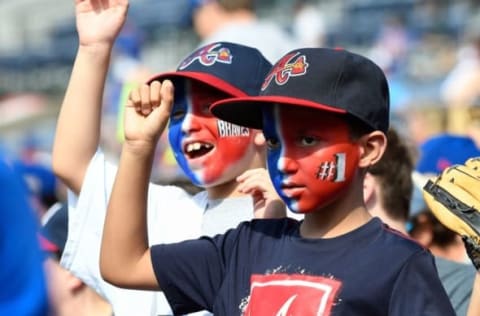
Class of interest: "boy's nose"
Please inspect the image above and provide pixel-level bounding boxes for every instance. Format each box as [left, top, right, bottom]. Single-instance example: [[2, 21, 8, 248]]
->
[[277, 156, 299, 174], [181, 114, 202, 134]]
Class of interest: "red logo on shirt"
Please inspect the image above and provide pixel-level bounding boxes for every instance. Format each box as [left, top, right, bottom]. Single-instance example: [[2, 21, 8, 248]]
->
[[179, 43, 233, 69], [261, 52, 309, 90], [242, 273, 341, 315]]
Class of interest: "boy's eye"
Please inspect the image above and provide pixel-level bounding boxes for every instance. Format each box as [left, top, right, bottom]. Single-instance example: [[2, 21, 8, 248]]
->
[[201, 103, 212, 115], [300, 136, 317, 146], [172, 110, 186, 120], [266, 138, 280, 149]]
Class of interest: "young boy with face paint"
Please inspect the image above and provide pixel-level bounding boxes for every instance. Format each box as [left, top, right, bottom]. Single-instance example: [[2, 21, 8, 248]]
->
[[52, 1, 283, 315], [100, 48, 456, 315]]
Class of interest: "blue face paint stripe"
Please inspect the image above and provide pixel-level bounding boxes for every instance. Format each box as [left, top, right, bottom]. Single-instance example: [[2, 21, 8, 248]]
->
[[275, 106, 299, 212], [168, 81, 202, 185], [263, 105, 297, 210]]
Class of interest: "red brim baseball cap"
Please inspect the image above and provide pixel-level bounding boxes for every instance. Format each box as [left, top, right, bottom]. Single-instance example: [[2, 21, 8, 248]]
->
[[147, 42, 272, 98], [211, 48, 390, 132], [211, 95, 347, 130], [148, 71, 248, 97]]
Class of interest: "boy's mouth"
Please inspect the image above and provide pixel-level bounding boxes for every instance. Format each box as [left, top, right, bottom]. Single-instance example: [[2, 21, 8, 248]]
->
[[184, 141, 214, 159], [281, 182, 305, 198]]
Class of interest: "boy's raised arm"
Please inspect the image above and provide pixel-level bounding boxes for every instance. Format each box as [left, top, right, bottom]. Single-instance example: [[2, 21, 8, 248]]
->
[[100, 80, 173, 290], [52, 0, 128, 194]]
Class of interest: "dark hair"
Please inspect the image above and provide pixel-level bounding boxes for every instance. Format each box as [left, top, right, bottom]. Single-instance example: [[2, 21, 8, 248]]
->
[[368, 128, 415, 221], [218, 0, 254, 12], [345, 114, 375, 140], [409, 210, 458, 247]]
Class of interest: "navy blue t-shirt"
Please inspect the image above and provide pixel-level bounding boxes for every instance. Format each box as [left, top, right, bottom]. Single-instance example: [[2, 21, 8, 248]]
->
[[151, 218, 455, 315]]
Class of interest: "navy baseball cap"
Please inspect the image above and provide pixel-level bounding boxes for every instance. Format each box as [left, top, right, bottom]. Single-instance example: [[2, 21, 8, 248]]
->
[[147, 42, 272, 98], [39, 203, 68, 259], [211, 47, 390, 133]]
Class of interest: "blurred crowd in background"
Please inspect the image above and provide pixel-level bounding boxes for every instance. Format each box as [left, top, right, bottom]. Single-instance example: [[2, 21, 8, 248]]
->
[[1, 0, 480, 215], [2, 0, 480, 314]]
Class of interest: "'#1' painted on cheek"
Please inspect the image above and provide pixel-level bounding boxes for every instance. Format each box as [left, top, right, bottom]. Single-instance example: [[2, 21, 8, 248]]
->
[[316, 153, 346, 182]]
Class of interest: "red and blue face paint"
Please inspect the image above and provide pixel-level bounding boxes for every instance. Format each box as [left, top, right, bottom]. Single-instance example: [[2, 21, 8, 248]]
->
[[168, 80, 256, 187], [262, 104, 360, 213]]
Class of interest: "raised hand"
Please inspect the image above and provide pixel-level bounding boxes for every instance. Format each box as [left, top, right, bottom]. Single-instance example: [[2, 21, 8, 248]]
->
[[75, 0, 129, 47], [124, 80, 174, 151], [237, 168, 286, 219]]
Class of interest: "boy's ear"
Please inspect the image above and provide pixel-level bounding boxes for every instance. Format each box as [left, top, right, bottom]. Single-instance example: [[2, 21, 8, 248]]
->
[[253, 130, 266, 146], [358, 131, 387, 168]]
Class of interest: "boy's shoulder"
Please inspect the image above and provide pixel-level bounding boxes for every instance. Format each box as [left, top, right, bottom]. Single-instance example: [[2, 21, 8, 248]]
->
[[374, 222, 430, 262], [380, 224, 425, 248], [233, 218, 427, 259], [248, 217, 300, 228], [238, 217, 301, 237]]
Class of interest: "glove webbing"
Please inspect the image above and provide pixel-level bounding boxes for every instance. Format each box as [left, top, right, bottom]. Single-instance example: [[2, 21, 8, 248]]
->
[[463, 236, 480, 271], [424, 180, 480, 237], [424, 180, 480, 270]]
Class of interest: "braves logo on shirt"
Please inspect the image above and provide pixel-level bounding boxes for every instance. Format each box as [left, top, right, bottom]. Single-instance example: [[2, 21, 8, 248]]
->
[[179, 43, 233, 69], [242, 273, 341, 315], [261, 52, 309, 90]]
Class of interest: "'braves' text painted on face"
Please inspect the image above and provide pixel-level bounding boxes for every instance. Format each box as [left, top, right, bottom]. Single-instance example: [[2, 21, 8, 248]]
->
[[262, 104, 359, 213], [217, 121, 250, 137]]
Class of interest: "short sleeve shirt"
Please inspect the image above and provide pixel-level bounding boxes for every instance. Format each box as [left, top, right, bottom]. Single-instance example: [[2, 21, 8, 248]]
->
[[151, 218, 456, 315]]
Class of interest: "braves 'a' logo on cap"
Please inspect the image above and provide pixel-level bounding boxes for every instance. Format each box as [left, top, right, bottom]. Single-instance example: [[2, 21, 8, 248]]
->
[[261, 52, 309, 90], [179, 43, 233, 70]]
